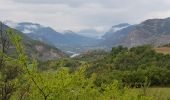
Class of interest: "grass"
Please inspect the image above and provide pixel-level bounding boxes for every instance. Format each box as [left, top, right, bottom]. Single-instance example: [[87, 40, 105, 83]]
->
[[132, 87, 170, 100]]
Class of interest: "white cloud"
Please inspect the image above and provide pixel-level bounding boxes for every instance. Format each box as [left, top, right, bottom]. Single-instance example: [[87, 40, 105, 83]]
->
[[24, 24, 39, 30], [22, 29, 33, 34]]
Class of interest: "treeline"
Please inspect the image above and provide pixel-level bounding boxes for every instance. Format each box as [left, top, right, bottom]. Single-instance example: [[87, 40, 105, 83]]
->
[[87, 46, 170, 87], [47, 45, 170, 87]]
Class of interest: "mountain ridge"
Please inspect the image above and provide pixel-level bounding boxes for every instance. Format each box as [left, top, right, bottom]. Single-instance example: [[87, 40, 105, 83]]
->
[[101, 17, 170, 48], [5, 17, 170, 51], [5, 21, 100, 52]]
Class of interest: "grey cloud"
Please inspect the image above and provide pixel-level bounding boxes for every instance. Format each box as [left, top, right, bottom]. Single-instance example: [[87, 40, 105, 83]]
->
[[1, 0, 170, 36], [12, 0, 165, 8]]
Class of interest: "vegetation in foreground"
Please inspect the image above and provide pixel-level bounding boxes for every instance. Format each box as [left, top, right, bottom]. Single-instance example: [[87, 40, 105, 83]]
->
[[0, 29, 170, 100]]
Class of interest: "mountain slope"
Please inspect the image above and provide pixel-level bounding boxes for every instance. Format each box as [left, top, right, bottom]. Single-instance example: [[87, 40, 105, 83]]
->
[[78, 29, 103, 38], [1, 22, 67, 61], [123, 17, 170, 47], [102, 23, 130, 40], [101, 23, 134, 47], [102, 18, 170, 48]]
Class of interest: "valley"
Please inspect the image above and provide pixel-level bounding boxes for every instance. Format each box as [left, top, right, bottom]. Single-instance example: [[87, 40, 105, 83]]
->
[[2, 0, 170, 99], [1, 17, 170, 100]]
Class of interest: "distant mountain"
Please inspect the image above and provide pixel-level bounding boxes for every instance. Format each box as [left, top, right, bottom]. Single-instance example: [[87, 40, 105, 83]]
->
[[62, 30, 99, 46], [102, 23, 130, 39], [5, 21, 99, 52], [101, 23, 133, 48], [2, 22, 67, 61], [123, 17, 170, 47], [101, 18, 170, 48], [78, 29, 103, 39], [13, 22, 63, 42], [6, 18, 170, 51]]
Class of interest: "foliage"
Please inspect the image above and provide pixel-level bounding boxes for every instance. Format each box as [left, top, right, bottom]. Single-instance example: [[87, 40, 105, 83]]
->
[[86, 45, 170, 87], [0, 29, 155, 100]]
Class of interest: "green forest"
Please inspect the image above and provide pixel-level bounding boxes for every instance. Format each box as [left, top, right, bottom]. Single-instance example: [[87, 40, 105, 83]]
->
[[1, 29, 170, 100]]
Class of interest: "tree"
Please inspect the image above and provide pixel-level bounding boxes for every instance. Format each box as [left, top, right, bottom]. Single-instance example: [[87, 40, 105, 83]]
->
[[0, 22, 20, 100]]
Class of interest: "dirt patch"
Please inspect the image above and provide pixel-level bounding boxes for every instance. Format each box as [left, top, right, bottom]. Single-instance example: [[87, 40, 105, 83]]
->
[[155, 47, 170, 54]]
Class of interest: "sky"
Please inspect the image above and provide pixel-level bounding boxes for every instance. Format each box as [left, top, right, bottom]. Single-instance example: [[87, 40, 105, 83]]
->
[[1, 0, 170, 36]]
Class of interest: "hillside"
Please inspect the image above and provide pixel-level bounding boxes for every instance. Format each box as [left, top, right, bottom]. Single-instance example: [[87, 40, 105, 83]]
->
[[101, 24, 135, 48], [101, 18, 170, 48], [0, 22, 67, 61]]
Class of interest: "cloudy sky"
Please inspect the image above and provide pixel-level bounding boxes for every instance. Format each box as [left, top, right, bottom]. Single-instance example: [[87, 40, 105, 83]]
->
[[1, 0, 170, 35]]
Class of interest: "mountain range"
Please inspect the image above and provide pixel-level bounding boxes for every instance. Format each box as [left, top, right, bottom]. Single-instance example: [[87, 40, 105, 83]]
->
[[4, 17, 170, 53], [5, 21, 99, 52]]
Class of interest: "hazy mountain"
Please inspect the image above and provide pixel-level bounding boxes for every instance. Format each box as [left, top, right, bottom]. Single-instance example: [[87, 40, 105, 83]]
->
[[78, 29, 103, 39], [6, 18, 170, 51], [100, 23, 133, 48], [2, 22, 67, 61], [101, 18, 170, 48], [62, 30, 99, 46], [122, 17, 170, 47], [102, 23, 130, 39], [5, 21, 99, 52]]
